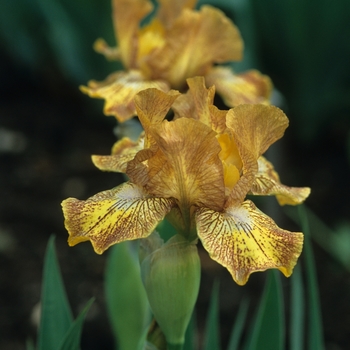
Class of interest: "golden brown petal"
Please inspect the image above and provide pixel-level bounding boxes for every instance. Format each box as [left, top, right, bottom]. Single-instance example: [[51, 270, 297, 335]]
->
[[226, 104, 289, 159], [157, 0, 197, 27], [196, 200, 304, 285], [80, 70, 170, 122], [92, 136, 144, 173], [209, 105, 228, 134], [147, 6, 243, 89], [172, 76, 215, 127], [225, 104, 289, 205], [134, 88, 180, 132], [251, 157, 311, 205], [146, 118, 225, 212], [205, 67, 273, 107], [112, 0, 153, 68], [62, 182, 175, 254]]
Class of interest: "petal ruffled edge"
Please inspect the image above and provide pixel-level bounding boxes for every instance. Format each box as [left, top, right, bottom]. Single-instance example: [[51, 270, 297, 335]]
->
[[147, 6, 243, 89], [251, 156, 311, 205], [92, 135, 145, 173], [196, 200, 303, 285], [62, 182, 175, 254], [205, 67, 273, 107], [112, 0, 153, 68], [80, 70, 170, 122]]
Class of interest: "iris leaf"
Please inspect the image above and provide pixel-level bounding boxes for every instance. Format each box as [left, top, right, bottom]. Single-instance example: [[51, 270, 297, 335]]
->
[[298, 205, 325, 350], [245, 270, 284, 350], [203, 281, 221, 350], [37, 236, 73, 350], [227, 298, 249, 350], [58, 298, 94, 350]]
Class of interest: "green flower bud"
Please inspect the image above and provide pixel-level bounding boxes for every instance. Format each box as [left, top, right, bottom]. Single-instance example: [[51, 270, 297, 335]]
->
[[140, 234, 201, 348]]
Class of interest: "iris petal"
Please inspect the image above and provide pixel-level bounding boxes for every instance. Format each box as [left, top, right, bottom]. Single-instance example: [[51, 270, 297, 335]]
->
[[196, 200, 303, 285], [80, 70, 169, 122], [146, 118, 225, 212], [251, 156, 311, 205], [147, 6, 243, 89], [205, 67, 272, 107], [92, 136, 144, 173], [62, 182, 175, 254]]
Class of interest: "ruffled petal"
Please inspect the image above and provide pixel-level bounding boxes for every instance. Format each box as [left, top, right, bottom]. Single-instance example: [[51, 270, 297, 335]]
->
[[226, 104, 289, 159], [157, 0, 197, 27], [147, 6, 243, 89], [112, 0, 153, 68], [172, 76, 215, 127], [251, 157, 311, 205], [224, 104, 289, 204], [205, 67, 272, 107], [146, 118, 225, 212], [196, 200, 303, 285], [62, 182, 175, 254], [134, 88, 180, 132], [92, 135, 145, 173], [80, 70, 170, 122]]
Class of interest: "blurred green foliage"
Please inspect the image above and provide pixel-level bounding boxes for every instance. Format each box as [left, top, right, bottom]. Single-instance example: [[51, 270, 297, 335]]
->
[[0, 0, 118, 83]]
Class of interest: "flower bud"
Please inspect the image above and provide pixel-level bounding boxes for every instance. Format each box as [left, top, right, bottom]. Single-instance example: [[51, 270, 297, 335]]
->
[[140, 234, 201, 347]]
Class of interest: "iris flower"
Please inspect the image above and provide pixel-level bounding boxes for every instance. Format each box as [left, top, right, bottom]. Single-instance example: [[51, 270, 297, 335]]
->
[[62, 77, 310, 285], [80, 0, 272, 122]]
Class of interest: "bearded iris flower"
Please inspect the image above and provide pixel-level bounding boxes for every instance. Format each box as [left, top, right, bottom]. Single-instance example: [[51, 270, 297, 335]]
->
[[62, 77, 310, 285], [80, 0, 272, 122]]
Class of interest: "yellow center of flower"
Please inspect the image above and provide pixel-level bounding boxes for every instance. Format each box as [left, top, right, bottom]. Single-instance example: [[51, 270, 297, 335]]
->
[[217, 133, 242, 191]]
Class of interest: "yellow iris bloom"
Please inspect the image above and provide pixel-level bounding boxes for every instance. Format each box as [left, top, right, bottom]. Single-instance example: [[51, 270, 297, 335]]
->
[[62, 77, 310, 285], [80, 0, 272, 122]]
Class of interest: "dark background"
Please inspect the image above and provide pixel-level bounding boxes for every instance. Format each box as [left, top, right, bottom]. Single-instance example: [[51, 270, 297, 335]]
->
[[1, 0, 350, 348]]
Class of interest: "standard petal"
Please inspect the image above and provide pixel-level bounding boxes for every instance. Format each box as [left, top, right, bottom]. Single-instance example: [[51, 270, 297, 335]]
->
[[196, 200, 304, 285], [62, 182, 175, 254], [80, 70, 169, 122], [226, 104, 289, 159], [251, 157, 311, 205], [205, 67, 272, 107], [147, 6, 243, 89], [92, 136, 145, 173], [157, 0, 197, 26], [112, 0, 153, 68], [172, 76, 215, 127], [134, 88, 180, 132], [146, 118, 225, 213], [225, 104, 289, 205]]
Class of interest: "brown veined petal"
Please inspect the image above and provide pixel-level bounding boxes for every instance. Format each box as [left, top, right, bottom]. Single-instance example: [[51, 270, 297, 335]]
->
[[225, 104, 289, 205], [92, 135, 145, 173], [147, 6, 243, 89], [172, 76, 215, 127], [134, 88, 180, 132], [157, 0, 197, 27], [196, 200, 304, 285], [250, 156, 311, 206], [146, 118, 225, 212], [62, 182, 175, 254], [112, 0, 153, 68], [80, 70, 170, 122], [226, 104, 289, 160], [209, 105, 228, 134], [205, 67, 273, 107]]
